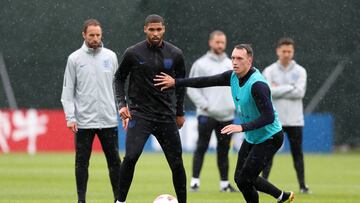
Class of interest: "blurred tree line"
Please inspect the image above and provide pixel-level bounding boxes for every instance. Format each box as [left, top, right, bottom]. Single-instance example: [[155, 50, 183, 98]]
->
[[1, 0, 359, 146]]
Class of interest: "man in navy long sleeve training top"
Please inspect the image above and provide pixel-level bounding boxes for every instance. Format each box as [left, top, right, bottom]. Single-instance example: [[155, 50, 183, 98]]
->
[[114, 14, 187, 203]]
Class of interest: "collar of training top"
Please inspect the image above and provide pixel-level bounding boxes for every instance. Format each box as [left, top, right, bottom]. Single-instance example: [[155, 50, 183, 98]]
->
[[146, 40, 164, 49], [276, 60, 296, 71], [238, 67, 256, 87], [81, 42, 103, 54]]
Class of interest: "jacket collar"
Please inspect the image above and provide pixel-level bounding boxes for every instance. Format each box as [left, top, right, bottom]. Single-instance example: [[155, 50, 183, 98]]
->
[[238, 67, 256, 87], [276, 60, 296, 71], [146, 40, 165, 49], [81, 42, 103, 54]]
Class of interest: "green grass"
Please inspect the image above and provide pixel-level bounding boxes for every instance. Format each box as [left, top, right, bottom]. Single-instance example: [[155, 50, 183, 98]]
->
[[0, 152, 359, 203]]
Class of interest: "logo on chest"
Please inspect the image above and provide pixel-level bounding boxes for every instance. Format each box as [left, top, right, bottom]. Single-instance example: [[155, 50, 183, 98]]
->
[[163, 58, 173, 69], [291, 73, 300, 81], [103, 59, 112, 69]]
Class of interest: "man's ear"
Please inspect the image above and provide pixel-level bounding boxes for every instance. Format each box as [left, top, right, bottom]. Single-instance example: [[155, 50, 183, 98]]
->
[[249, 56, 253, 64], [144, 26, 147, 34], [82, 32, 86, 40]]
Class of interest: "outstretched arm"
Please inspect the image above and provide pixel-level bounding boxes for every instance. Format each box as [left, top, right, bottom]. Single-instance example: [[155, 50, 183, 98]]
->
[[187, 62, 210, 110], [154, 70, 232, 90]]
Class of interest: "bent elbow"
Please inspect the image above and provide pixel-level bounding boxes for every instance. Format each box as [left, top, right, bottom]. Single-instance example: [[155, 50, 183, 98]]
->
[[266, 113, 275, 125]]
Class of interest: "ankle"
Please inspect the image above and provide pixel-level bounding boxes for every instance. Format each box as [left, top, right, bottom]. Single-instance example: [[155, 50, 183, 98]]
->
[[220, 180, 229, 188]]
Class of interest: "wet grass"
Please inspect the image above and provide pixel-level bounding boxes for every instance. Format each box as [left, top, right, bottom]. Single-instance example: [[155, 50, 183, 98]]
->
[[0, 152, 359, 203]]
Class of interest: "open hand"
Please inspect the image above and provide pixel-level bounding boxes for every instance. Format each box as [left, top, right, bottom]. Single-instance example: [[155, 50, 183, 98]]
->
[[221, 124, 243, 135], [154, 72, 175, 91]]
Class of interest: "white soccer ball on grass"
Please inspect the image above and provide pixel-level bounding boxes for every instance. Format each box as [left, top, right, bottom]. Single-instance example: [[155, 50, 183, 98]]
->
[[153, 194, 178, 203]]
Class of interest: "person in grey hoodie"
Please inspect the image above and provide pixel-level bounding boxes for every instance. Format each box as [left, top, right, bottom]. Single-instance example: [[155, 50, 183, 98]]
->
[[61, 19, 121, 203], [188, 30, 237, 192], [262, 37, 310, 194]]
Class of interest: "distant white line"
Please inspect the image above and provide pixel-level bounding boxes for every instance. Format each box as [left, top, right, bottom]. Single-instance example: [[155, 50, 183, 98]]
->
[[305, 59, 348, 113], [0, 52, 18, 109]]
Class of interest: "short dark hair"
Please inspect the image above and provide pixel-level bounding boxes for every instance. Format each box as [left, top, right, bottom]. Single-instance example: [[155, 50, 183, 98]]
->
[[209, 30, 226, 40], [277, 37, 295, 48], [234, 44, 253, 57], [83, 19, 101, 33], [145, 14, 164, 25]]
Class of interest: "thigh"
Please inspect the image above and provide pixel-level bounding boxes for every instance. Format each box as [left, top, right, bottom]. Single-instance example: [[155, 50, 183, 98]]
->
[[215, 120, 233, 144], [153, 121, 183, 162], [284, 126, 303, 150], [235, 140, 252, 175], [197, 116, 216, 144], [75, 129, 96, 153], [97, 127, 120, 158], [124, 117, 152, 159], [240, 133, 283, 179]]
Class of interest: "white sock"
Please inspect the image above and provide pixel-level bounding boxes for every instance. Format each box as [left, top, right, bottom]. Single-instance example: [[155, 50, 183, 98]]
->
[[220, 180, 229, 188], [190, 177, 200, 186], [277, 191, 284, 202], [116, 201, 125, 203]]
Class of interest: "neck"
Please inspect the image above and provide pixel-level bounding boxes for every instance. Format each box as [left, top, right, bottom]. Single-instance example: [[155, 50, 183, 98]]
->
[[210, 49, 223, 56], [147, 39, 163, 47], [280, 60, 291, 68], [85, 42, 100, 50], [236, 66, 251, 78]]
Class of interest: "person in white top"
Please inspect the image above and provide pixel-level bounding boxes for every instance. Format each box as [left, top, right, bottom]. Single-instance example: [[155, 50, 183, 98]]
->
[[188, 30, 237, 192], [262, 37, 310, 194], [61, 19, 121, 203]]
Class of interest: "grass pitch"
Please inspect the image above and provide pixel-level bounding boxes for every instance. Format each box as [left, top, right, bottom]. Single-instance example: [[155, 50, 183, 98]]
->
[[0, 152, 359, 203]]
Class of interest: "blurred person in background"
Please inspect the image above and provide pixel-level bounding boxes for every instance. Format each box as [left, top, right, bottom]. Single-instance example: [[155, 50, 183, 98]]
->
[[262, 37, 310, 194], [61, 19, 121, 203], [187, 30, 237, 192]]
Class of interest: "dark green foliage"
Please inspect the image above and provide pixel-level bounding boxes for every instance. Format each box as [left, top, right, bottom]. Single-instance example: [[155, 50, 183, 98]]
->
[[1, 0, 359, 145]]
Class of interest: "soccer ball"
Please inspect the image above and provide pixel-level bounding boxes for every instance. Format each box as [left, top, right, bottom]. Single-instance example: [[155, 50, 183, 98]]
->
[[153, 194, 178, 203]]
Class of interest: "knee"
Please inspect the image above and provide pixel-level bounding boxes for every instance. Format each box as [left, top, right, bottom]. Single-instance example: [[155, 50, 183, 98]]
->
[[217, 144, 230, 155], [123, 153, 140, 167], [75, 160, 89, 169], [195, 143, 209, 154], [169, 157, 185, 172], [292, 151, 304, 162], [108, 159, 121, 172], [234, 171, 242, 186], [75, 153, 90, 168], [234, 172, 250, 190]]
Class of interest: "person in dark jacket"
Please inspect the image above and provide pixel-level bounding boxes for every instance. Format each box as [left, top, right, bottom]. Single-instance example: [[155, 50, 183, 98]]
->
[[114, 14, 187, 203]]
